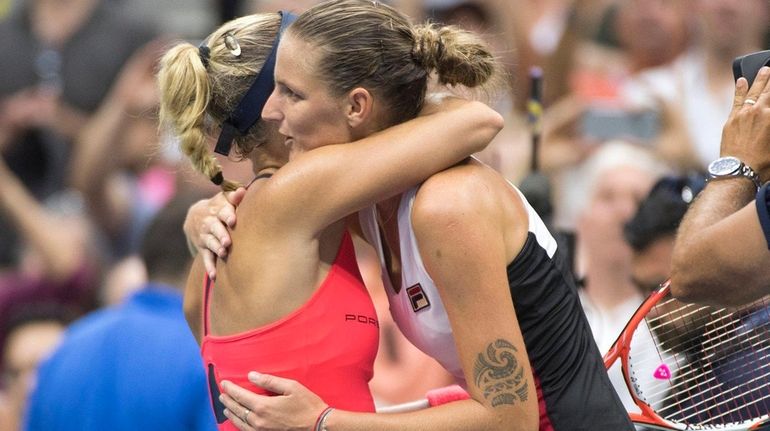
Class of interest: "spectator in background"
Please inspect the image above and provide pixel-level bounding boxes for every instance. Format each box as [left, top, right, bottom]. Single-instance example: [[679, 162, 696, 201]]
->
[[624, 174, 706, 295], [0, 305, 72, 431], [604, 173, 704, 419], [0, 0, 158, 287], [0, 155, 100, 370], [0, 0, 157, 199], [114, 0, 214, 39], [540, 0, 697, 178], [571, 142, 668, 353], [568, 142, 667, 414], [622, 0, 769, 169], [68, 38, 178, 259], [24, 192, 217, 431]]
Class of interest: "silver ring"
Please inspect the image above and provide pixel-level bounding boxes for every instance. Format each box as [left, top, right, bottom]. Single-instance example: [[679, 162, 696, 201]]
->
[[242, 408, 250, 424], [744, 98, 757, 105]]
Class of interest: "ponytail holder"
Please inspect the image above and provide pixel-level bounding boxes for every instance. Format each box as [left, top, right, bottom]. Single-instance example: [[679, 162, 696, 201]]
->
[[198, 44, 211, 69], [411, 31, 445, 68], [210, 171, 224, 186]]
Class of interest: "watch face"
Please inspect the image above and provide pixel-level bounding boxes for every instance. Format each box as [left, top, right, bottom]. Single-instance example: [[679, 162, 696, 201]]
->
[[709, 156, 742, 176]]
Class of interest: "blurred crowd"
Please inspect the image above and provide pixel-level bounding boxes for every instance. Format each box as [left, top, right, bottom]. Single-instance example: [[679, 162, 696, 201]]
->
[[0, 0, 766, 429]]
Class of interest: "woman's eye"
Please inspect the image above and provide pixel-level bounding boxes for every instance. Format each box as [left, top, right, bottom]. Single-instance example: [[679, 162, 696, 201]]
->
[[281, 85, 300, 100]]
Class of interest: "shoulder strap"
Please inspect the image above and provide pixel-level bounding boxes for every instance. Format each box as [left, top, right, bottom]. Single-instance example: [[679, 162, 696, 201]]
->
[[202, 275, 213, 336]]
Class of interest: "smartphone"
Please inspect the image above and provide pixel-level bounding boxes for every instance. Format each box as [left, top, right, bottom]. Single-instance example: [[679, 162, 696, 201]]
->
[[733, 50, 770, 87], [580, 107, 660, 143]]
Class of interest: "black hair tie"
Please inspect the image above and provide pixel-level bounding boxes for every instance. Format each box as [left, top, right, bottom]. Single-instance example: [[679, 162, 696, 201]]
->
[[210, 171, 224, 186], [198, 45, 211, 69]]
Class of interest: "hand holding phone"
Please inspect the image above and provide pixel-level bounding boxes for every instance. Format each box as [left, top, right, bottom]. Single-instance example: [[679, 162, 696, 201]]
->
[[733, 50, 770, 87]]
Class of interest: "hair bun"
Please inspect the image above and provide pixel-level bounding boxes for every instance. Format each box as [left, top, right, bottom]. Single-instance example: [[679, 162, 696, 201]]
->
[[411, 23, 498, 89], [411, 25, 445, 69]]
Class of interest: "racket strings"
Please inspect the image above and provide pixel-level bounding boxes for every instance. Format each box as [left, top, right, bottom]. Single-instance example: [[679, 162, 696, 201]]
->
[[679, 369, 770, 423], [639, 345, 770, 404], [626, 293, 770, 427], [670, 364, 770, 422], [632, 326, 770, 389]]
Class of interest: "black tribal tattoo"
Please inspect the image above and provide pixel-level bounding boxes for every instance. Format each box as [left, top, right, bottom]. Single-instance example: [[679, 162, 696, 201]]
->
[[473, 339, 529, 407]]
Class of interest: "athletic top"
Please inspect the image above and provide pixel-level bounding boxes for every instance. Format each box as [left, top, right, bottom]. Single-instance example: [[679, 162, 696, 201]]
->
[[200, 231, 379, 430], [359, 184, 633, 431]]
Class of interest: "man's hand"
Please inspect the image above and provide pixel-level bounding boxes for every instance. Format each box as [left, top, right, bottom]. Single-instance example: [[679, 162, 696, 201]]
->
[[721, 66, 770, 180]]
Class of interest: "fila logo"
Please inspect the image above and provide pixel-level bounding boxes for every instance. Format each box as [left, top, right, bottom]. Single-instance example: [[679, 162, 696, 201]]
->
[[407, 283, 430, 312]]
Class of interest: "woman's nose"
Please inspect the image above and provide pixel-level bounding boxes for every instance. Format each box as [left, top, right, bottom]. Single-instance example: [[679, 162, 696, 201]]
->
[[261, 88, 282, 122]]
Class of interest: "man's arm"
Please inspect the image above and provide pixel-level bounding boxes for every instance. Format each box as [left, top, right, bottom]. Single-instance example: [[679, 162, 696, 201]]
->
[[671, 67, 770, 305], [670, 181, 770, 305]]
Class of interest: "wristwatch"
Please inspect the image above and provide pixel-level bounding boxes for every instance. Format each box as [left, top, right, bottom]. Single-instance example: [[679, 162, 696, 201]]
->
[[707, 156, 761, 190]]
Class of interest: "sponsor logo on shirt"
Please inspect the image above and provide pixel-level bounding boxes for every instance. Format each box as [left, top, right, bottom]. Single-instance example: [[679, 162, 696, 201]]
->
[[407, 283, 430, 312], [345, 314, 379, 328]]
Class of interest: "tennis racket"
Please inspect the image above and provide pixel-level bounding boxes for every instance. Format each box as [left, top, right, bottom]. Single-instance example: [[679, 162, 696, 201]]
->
[[375, 385, 470, 413], [603, 280, 770, 430]]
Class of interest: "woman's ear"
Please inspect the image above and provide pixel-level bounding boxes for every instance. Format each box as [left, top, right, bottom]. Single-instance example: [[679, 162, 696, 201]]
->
[[345, 87, 374, 128]]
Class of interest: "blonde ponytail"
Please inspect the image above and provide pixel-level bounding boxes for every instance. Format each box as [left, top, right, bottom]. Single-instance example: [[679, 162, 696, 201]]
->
[[157, 13, 282, 191], [158, 43, 239, 191]]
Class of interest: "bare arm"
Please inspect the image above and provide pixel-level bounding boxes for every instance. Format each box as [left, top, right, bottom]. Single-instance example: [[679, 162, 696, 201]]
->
[[183, 255, 207, 345], [218, 165, 538, 431], [253, 98, 503, 237], [0, 158, 83, 281], [69, 39, 165, 235], [405, 167, 538, 430], [671, 68, 770, 305]]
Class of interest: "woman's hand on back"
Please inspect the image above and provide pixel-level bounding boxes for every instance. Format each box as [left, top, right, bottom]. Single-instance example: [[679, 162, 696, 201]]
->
[[183, 188, 246, 279]]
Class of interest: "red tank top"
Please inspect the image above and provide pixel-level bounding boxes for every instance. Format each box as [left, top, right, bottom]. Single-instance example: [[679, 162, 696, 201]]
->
[[200, 231, 379, 429]]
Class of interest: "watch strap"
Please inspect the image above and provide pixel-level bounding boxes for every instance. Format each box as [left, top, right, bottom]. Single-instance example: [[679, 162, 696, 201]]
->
[[708, 157, 761, 190]]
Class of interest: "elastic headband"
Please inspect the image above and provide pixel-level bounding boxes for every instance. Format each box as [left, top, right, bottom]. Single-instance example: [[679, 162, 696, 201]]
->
[[214, 11, 297, 156]]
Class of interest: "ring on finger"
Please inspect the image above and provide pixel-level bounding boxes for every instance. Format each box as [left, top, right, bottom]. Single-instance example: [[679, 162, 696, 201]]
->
[[744, 98, 757, 105], [242, 408, 251, 425]]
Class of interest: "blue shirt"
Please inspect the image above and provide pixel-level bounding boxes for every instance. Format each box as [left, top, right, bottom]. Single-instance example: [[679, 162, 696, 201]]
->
[[24, 284, 216, 431], [756, 182, 770, 248]]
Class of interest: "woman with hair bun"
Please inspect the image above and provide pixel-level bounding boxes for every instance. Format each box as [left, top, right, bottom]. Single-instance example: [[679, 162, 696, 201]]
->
[[196, 1, 633, 430], [158, 8, 503, 431]]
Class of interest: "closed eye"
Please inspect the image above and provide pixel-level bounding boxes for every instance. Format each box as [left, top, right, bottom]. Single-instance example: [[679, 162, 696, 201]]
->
[[277, 83, 302, 100]]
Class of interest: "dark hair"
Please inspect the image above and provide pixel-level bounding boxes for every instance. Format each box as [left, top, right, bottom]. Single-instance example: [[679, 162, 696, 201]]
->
[[624, 174, 706, 252], [290, 0, 503, 127], [139, 192, 202, 282]]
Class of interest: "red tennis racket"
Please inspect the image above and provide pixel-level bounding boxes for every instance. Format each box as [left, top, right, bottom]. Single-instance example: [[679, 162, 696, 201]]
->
[[604, 280, 770, 430]]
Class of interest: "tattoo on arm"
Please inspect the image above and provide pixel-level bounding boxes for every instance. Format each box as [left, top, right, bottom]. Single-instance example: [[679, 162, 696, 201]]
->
[[473, 339, 529, 407]]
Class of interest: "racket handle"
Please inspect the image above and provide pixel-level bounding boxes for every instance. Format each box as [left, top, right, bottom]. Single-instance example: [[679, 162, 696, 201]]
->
[[426, 385, 470, 406], [375, 385, 470, 414], [376, 399, 430, 413]]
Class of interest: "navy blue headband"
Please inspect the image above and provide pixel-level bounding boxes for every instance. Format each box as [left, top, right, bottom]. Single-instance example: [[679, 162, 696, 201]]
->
[[214, 11, 297, 156]]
